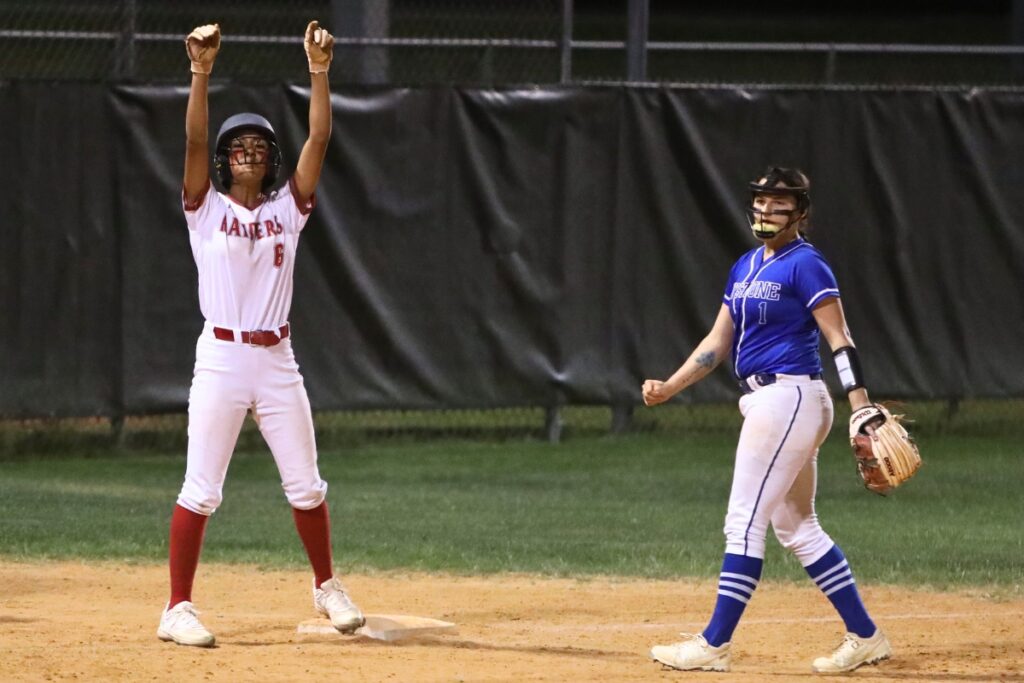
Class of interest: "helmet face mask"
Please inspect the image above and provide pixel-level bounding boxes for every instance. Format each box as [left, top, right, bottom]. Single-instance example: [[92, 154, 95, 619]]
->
[[227, 134, 270, 167], [746, 166, 810, 240], [214, 113, 282, 191]]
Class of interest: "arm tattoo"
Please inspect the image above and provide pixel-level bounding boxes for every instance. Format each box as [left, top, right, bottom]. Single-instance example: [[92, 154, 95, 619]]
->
[[673, 351, 718, 390], [695, 351, 716, 369]]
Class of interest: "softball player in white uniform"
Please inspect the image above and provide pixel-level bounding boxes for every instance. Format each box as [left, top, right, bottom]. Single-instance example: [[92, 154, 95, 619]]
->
[[642, 168, 892, 674], [157, 21, 363, 648]]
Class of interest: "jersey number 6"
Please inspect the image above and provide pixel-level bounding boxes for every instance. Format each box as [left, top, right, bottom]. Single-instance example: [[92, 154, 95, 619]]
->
[[274, 243, 284, 267]]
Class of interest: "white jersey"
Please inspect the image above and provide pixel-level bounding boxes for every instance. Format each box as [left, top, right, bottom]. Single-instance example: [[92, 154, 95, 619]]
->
[[183, 178, 314, 331]]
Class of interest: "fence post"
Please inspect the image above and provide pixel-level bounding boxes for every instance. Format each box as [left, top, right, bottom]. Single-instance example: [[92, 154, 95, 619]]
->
[[1014, 0, 1024, 77], [626, 0, 649, 81], [111, 414, 126, 449], [611, 403, 633, 434], [115, 0, 137, 81], [944, 397, 961, 431], [560, 0, 574, 84], [332, 0, 390, 84], [825, 46, 837, 84], [545, 406, 563, 443]]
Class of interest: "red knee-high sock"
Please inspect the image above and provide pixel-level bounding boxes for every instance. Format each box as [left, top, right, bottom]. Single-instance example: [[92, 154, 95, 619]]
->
[[168, 504, 209, 608], [292, 501, 334, 587]]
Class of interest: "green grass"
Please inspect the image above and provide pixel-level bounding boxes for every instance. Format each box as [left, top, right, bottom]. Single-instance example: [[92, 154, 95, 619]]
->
[[0, 428, 1020, 592]]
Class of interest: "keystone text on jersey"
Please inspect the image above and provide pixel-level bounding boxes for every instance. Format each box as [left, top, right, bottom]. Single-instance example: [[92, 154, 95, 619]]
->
[[731, 281, 782, 301]]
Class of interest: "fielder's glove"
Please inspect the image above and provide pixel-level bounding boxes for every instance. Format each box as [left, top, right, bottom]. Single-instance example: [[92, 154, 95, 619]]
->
[[304, 20, 334, 74], [849, 403, 922, 495], [185, 23, 221, 75]]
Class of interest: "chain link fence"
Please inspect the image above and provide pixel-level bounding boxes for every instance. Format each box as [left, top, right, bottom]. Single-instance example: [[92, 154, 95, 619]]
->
[[0, 0, 565, 84], [3, 1, 1023, 86], [4, 1, 1022, 443], [3, 400, 1024, 455]]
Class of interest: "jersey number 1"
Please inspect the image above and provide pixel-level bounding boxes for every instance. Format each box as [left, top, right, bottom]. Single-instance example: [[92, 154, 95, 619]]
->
[[274, 243, 284, 268], [758, 301, 767, 325]]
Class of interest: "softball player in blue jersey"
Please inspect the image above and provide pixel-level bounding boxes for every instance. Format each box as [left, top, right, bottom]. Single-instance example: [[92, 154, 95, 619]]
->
[[642, 167, 891, 674]]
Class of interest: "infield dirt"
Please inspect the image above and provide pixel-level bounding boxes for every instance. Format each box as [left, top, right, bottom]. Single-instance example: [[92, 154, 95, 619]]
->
[[1, 561, 1021, 682]]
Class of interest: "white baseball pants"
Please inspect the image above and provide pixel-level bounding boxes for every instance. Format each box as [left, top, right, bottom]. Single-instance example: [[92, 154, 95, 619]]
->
[[723, 375, 835, 565], [176, 323, 328, 516]]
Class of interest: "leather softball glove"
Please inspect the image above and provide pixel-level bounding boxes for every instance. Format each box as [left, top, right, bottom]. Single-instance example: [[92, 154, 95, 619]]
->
[[849, 403, 922, 495]]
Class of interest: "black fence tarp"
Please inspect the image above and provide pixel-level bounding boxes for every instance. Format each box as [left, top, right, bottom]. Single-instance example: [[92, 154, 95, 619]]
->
[[3, 83, 1023, 418]]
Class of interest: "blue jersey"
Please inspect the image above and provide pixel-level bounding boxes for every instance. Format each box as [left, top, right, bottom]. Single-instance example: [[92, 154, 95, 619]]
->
[[722, 238, 839, 379]]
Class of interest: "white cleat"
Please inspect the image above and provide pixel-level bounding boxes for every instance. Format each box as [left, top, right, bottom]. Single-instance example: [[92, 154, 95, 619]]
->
[[314, 577, 365, 633], [812, 629, 892, 673], [157, 601, 216, 647], [650, 633, 731, 672]]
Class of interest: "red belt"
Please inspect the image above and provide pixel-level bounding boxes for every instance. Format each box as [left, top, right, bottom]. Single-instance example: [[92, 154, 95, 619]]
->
[[213, 324, 290, 347]]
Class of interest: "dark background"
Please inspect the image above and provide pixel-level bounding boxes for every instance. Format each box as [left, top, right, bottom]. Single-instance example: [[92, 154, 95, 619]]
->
[[2, 1, 1022, 420], [2, 1, 1023, 85], [3, 82, 1022, 418]]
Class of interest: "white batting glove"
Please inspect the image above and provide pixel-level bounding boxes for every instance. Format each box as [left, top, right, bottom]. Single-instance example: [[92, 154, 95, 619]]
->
[[304, 20, 334, 74], [185, 23, 221, 75]]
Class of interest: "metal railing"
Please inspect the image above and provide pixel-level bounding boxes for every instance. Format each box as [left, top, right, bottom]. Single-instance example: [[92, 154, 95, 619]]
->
[[2, 0, 1023, 86]]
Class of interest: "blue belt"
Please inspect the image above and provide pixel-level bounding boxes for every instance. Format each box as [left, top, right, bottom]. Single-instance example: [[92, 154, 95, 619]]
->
[[739, 372, 823, 394]]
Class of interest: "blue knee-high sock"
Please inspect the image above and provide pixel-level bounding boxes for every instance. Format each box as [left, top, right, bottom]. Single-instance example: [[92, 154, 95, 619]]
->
[[805, 544, 876, 638], [702, 553, 763, 647]]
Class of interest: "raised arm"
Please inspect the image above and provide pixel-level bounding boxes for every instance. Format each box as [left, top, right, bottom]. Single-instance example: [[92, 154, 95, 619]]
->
[[292, 20, 334, 205], [183, 24, 220, 204], [812, 297, 871, 410], [642, 304, 735, 406]]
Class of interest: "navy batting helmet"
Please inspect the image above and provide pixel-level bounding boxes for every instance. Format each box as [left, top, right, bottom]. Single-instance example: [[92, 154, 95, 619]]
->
[[213, 113, 282, 191]]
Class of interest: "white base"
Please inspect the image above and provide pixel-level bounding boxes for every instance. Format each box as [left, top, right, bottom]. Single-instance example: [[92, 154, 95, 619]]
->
[[297, 614, 457, 642]]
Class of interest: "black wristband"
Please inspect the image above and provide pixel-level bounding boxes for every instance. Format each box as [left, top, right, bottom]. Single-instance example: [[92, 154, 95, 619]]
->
[[833, 346, 866, 393]]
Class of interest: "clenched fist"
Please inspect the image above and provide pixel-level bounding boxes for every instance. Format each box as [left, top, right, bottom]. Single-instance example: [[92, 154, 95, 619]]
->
[[186, 23, 221, 75], [642, 379, 672, 406], [304, 20, 334, 74]]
